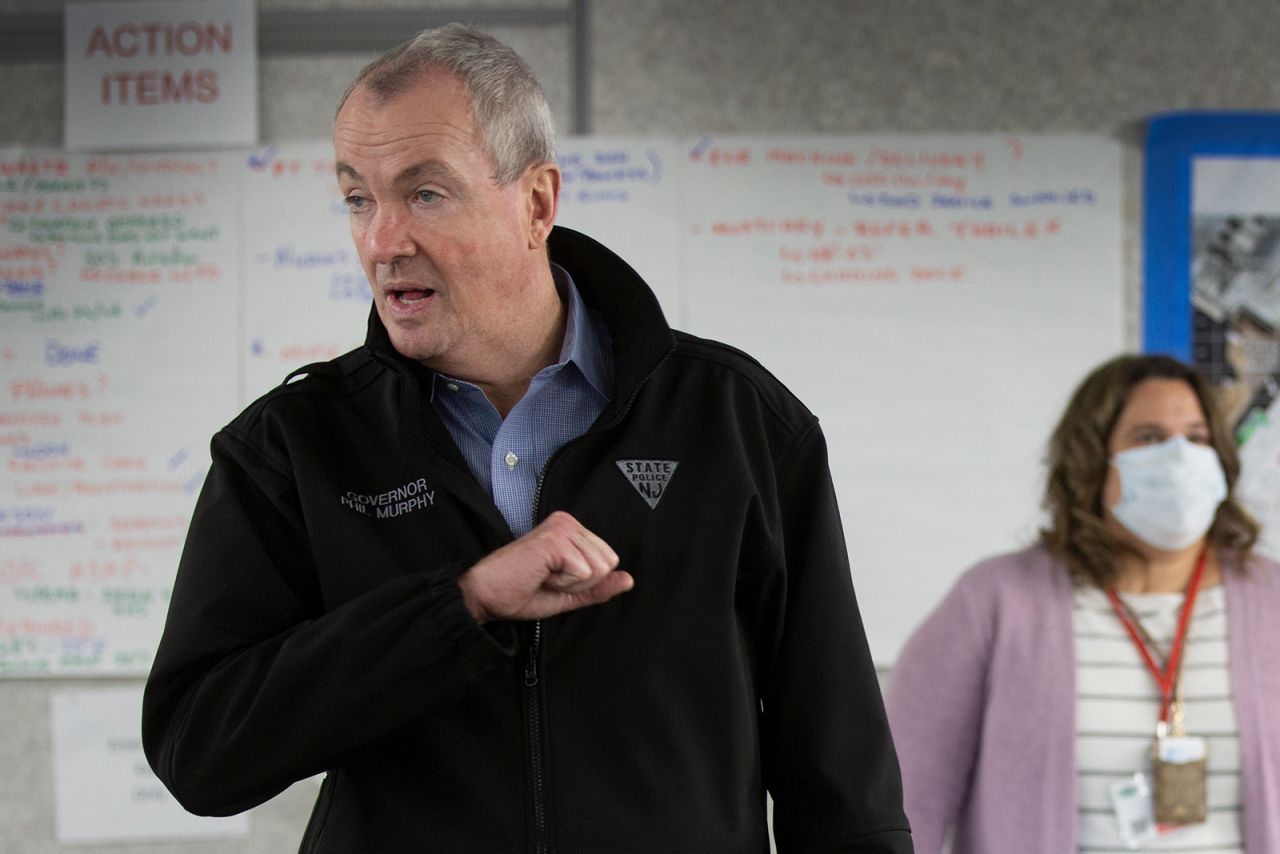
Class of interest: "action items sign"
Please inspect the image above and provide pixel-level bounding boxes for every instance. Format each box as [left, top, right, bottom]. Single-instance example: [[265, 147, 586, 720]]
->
[[64, 0, 257, 151]]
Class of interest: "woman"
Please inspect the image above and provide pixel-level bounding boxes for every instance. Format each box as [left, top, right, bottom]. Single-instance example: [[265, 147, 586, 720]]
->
[[885, 354, 1280, 853]]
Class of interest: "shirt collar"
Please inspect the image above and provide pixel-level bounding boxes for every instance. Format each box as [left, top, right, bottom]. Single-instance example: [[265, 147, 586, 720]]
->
[[429, 263, 611, 402], [552, 262, 611, 398]]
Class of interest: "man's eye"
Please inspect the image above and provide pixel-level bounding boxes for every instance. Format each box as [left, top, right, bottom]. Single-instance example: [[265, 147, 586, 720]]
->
[[344, 194, 368, 211], [416, 190, 440, 204]]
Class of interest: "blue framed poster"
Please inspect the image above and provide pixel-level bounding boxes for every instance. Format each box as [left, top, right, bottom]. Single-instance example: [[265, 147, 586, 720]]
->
[[1145, 112, 1280, 556]]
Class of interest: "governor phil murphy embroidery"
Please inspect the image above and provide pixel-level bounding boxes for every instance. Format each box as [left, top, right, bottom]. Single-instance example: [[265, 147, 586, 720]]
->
[[339, 477, 436, 519], [616, 459, 679, 509]]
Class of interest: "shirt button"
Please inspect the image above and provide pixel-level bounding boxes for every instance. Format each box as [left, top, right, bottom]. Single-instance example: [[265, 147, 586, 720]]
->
[[446, 383, 460, 392], [505, 451, 519, 468]]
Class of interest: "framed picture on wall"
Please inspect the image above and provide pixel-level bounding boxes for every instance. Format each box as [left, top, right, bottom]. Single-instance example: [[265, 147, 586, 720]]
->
[[1145, 112, 1280, 558]]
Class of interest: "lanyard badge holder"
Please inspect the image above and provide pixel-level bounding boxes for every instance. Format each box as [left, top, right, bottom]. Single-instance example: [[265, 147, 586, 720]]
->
[[1105, 548, 1209, 845]]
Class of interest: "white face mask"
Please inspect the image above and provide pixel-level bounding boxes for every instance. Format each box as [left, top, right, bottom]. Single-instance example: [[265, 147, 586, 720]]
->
[[1109, 435, 1228, 551]]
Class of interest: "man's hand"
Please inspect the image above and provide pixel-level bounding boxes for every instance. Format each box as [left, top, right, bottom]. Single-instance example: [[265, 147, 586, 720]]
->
[[458, 511, 634, 623]]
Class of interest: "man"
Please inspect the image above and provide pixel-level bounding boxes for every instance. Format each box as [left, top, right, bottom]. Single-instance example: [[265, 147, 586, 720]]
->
[[143, 24, 912, 853]]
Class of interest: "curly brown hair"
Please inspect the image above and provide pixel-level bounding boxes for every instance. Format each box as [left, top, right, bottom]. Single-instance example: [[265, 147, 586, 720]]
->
[[1039, 353, 1258, 587]]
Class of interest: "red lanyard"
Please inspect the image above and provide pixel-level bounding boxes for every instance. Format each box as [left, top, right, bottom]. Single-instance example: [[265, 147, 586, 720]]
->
[[1105, 547, 1207, 728]]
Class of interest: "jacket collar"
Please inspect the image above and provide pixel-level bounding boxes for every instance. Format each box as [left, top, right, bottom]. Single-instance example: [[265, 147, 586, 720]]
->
[[363, 225, 676, 416]]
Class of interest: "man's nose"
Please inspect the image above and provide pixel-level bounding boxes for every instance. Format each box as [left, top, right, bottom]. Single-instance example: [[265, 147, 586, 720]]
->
[[364, 206, 415, 266]]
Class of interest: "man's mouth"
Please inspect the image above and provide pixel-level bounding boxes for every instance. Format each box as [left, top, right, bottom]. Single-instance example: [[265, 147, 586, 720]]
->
[[386, 287, 435, 308]]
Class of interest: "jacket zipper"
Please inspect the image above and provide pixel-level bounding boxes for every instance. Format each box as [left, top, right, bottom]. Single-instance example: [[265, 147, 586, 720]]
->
[[524, 620, 548, 854], [526, 475, 549, 854], [517, 347, 672, 854]]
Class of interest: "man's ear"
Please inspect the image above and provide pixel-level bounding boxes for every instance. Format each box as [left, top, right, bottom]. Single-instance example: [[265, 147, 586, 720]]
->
[[525, 161, 561, 249]]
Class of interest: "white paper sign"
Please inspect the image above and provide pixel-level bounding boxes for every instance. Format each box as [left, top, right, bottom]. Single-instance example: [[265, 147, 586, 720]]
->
[[0, 148, 238, 677], [64, 0, 257, 150], [678, 135, 1123, 661], [554, 137, 683, 320], [51, 686, 249, 843], [240, 144, 366, 401]]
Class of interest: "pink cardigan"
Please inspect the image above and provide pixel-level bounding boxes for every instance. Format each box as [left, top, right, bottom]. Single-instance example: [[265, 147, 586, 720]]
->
[[885, 545, 1280, 854]]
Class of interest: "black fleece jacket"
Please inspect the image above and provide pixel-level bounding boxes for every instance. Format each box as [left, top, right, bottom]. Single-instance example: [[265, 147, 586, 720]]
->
[[142, 227, 912, 853]]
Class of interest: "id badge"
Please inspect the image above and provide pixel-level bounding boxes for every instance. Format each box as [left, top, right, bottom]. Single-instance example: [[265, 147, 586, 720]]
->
[[1110, 773, 1157, 848], [1152, 736, 1207, 826]]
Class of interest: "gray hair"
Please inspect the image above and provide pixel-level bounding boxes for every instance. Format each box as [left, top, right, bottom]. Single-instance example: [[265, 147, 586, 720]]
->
[[337, 23, 556, 184]]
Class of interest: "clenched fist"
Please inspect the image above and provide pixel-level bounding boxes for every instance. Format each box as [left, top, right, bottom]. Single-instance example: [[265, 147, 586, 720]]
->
[[458, 511, 634, 622]]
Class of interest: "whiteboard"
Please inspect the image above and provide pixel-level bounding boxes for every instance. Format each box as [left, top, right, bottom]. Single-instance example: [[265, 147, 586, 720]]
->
[[0, 134, 1122, 672]]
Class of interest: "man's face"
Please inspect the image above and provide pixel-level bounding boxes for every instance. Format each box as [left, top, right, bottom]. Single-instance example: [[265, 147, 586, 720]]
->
[[333, 69, 550, 378]]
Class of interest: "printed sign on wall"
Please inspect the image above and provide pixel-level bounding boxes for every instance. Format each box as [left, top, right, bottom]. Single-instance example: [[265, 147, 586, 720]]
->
[[52, 687, 249, 843], [64, 0, 257, 150]]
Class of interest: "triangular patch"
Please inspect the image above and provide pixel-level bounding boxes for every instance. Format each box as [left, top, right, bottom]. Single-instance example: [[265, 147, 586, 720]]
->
[[615, 459, 679, 509]]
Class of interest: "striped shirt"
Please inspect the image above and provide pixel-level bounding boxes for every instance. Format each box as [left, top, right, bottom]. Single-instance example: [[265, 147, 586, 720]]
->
[[1074, 583, 1242, 853], [430, 264, 613, 536]]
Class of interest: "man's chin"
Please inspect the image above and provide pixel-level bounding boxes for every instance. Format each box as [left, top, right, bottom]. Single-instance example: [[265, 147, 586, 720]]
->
[[397, 348, 441, 367], [381, 327, 437, 363]]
